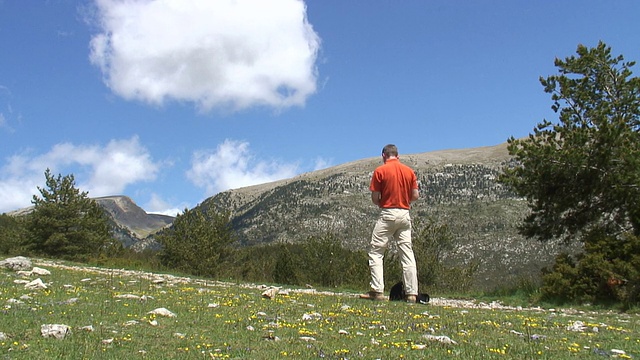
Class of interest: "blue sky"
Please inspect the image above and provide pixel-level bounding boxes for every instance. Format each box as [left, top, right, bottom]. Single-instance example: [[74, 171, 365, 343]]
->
[[1, 1, 639, 215]]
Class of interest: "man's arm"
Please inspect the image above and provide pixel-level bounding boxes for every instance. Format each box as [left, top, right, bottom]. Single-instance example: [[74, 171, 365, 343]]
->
[[371, 191, 381, 206], [410, 188, 419, 203]]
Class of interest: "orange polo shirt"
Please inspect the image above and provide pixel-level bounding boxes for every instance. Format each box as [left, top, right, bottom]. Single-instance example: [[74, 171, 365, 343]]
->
[[369, 158, 418, 209]]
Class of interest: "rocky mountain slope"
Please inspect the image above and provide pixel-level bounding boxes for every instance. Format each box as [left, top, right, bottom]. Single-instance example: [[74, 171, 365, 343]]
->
[[94, 196, 173, 248], [200, 142, 576, 290]]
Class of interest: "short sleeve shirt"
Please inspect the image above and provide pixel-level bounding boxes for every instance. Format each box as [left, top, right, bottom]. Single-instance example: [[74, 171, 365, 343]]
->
[[369, 158, 418, 209]]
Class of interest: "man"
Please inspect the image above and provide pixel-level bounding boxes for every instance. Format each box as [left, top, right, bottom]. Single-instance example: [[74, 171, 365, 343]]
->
[[360, 144, 420, 303]]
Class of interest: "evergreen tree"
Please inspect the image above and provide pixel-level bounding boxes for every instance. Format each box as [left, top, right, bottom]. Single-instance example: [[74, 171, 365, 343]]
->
[[26, 169, 112, 260], [499, 42, 640, 305], [157, 206, 235, 278], [499, 42, 640, 243]]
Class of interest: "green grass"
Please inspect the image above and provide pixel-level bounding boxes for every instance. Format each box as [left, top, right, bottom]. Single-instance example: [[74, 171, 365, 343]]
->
[[1, 259, 639, 359]]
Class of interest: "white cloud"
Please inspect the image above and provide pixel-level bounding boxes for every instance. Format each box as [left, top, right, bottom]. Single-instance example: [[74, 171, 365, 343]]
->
[[0, 136, 161, 213], [144, 193, 186, 217], [187, 139, 298, 196], [89, 0, 321, 112]]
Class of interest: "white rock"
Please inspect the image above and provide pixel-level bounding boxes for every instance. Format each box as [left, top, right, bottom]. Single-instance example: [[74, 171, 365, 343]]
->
[[41, 324, 70, 339], [102, 338, 114, 344], [423, 334, 457, 345], [31, 267, 51, 276], [0, 256, 32, 271], [25, 278, 47, 290], [261, 287, 279, 299], [566, 321, 586, 332], [115, 294, 141, 300], [147, 307, 176, 317], [79, 325, 94, 332], [299, 336, 316, 342]]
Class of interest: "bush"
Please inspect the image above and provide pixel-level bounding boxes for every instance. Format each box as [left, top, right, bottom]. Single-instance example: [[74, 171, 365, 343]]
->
[[540, 231, 640, 307]]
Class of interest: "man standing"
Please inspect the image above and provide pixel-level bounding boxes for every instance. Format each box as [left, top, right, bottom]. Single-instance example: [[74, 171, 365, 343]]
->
[[360, 144, 420, 303]]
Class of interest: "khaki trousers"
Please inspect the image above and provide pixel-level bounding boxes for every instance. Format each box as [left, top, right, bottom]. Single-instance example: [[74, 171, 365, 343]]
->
[[367, 208, 418, 295]]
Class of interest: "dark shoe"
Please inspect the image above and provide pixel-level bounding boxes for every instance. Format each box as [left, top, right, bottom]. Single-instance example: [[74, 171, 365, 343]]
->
[[405, 295, 417, 303], [359, 291, 386, 301]]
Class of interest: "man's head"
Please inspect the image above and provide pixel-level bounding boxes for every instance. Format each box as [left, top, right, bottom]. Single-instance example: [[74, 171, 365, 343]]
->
[[382, 144, 398, 162]]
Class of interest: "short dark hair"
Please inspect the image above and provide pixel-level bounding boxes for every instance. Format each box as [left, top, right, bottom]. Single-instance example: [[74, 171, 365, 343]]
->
[[382, 144, 398, 157]]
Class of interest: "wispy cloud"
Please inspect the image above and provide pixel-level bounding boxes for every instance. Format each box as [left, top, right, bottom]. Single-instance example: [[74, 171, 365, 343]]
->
[[187, 139, 299, 196], [88, 0, 321, 112], [0, 136, 161, 213]]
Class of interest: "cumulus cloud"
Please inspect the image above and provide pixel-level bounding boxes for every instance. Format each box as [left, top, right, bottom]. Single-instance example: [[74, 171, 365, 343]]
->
[[0, 136, 161, 213], [187, 139, 298, 196], [89, 0, 321, 112]]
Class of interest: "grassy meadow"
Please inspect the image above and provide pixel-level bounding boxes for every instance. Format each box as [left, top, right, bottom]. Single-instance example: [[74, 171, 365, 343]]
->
[[1, 259, 639, 359]]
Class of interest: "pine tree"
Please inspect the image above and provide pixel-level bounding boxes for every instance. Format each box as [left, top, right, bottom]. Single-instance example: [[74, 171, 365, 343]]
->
[[26, 169, 112, 260], [500, 41, 640, 243]]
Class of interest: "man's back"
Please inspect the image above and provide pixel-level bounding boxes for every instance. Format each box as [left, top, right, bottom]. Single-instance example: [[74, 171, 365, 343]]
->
[[370, 158, 417, 209]]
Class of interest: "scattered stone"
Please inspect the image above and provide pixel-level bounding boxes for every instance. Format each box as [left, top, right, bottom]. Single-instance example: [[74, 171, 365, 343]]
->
[[102, 338, 114, 344], [173, 332, 185, 339], [148, 307, 176, 317], [41, 324, 71, 339], [423, 334, 457, 345], [299, 336, 316, 342], [59, 298, 79, 305], [0, 332, 7, 341], [338, 329, 349, 335], [25, 278, 47, 290], [31, 267, 51, 276], [261, 287, 279, 299], [79, 325, 94, 332], [566, 321, 586, 332], [115, 294, 141, 300], [0, 256, 32, 271]]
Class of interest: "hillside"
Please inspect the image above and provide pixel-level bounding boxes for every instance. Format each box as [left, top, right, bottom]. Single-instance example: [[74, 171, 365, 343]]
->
[[94, 196, 173, 248], [200, 142, 576, 290]]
